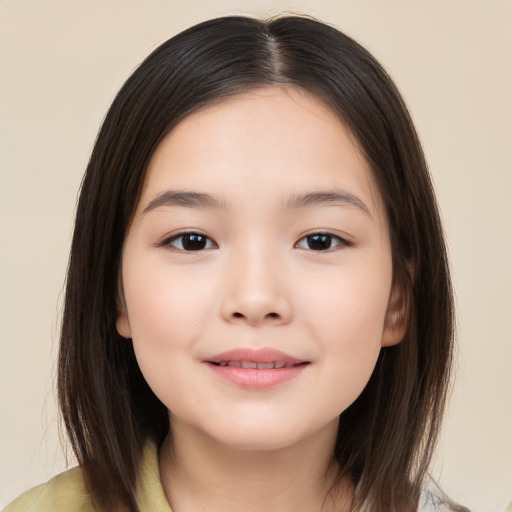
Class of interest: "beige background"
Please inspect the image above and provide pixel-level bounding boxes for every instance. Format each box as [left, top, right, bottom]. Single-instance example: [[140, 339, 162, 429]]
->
[[1, 0, 511, 510]]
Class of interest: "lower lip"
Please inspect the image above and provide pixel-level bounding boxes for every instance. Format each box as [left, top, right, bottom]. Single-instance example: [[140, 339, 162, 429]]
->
[[206, 363, 308, 389]]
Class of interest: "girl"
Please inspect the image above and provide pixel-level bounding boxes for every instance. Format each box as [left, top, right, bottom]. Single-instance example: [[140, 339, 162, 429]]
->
[[5, 14, 468, 512]]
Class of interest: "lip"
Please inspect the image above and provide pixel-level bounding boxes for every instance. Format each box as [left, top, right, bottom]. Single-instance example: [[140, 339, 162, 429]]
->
[[204, 348, 309, 389]]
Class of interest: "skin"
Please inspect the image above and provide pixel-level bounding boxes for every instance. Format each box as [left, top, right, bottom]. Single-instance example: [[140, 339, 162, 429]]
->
[[117, 86, 407, 512]]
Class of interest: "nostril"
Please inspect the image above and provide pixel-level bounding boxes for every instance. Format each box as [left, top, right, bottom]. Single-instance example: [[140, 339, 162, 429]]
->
[[228, 310, 286, 324], [232, 311, 279, 319]]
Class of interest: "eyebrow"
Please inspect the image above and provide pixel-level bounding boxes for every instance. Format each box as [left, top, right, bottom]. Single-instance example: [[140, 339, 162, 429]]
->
[[286, 190, 371, 217], [141, 188, 371, 217], [142, 191, 228, 214]]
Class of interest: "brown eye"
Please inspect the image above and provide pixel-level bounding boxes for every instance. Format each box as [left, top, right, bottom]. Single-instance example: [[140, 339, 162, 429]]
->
[[295, 233, 348, 251], [166, 232, 216, 251]]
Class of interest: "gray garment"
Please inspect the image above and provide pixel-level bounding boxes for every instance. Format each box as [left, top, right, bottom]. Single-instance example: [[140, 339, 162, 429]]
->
[[418, 482, 470, 512], [419, 489, 456, 511]]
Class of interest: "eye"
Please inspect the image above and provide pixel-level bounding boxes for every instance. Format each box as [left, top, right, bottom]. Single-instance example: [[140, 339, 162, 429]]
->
[[164, 232, 216, 251], [295, 233, 349, 251]]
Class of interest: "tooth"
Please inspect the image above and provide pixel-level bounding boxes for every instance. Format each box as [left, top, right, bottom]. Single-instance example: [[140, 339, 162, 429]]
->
[[241, 361, 257, 369], [274, 362, 285, 369], [219, 362, 227, 366], [227, 361, 241, 367], [256, 362, 275, 369]]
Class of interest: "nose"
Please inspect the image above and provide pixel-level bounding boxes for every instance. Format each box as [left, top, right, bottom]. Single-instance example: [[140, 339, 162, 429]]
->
[[219, 247, 293, 327]]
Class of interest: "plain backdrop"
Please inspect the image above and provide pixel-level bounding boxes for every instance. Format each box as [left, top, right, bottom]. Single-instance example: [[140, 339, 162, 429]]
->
[[1, 1, 511, 510]]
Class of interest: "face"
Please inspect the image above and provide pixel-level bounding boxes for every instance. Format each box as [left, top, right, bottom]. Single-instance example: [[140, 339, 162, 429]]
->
[[117, 86, 406, 452]]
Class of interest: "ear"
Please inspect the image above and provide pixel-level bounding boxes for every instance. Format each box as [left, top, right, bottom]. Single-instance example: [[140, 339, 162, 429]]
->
[[116, 297, 132, 339], [381, 262, 413, 347]]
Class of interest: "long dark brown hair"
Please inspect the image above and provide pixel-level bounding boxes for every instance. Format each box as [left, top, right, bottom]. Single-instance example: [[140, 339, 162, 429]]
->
[[59, 14, 457, 511]]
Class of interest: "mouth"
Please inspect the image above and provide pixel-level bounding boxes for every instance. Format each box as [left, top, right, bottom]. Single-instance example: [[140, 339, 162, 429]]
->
[[211, 361, 298, 369], [204, 348, 309, 389], [206, 347, 307, 367]]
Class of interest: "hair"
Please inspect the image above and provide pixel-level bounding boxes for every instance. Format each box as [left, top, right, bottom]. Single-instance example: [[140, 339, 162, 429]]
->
[[58, 14, 457, 512]]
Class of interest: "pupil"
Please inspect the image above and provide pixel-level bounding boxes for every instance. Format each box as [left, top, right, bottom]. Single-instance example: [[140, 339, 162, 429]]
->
[[308, 234, 331, 250], [183, 234, 207, 250]]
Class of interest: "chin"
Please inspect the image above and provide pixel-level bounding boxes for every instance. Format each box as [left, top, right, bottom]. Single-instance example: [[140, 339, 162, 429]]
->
[[203, 416, 335, 454], [217, 433, 304, 453]]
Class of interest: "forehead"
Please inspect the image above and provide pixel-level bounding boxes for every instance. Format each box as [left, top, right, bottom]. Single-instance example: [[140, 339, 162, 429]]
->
[[138, 86, 383, 220]]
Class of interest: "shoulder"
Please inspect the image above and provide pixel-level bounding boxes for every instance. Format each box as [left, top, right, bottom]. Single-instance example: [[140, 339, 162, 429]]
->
[[3, 467, 95, 512], [4, 442, 170, 512]]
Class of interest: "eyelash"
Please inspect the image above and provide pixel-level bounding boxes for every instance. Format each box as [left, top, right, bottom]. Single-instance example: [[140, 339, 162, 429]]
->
[[160, 231, 351, 252], [161, 232, 216, 251], [295, 233, 350, 251]]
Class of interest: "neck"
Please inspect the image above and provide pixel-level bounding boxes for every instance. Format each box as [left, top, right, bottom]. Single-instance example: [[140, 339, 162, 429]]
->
[[158, 418, 353, 512]]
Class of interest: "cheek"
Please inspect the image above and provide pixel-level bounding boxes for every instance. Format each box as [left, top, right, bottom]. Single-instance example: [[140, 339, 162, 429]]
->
[[124, 254, 214, 336], [298, 256, 392, 340], [296, 259, 391, 400], [121, 257, 216, 388]]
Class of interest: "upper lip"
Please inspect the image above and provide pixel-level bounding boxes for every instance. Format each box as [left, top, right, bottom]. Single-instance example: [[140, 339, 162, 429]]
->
[[206, 348, 306, 366]]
